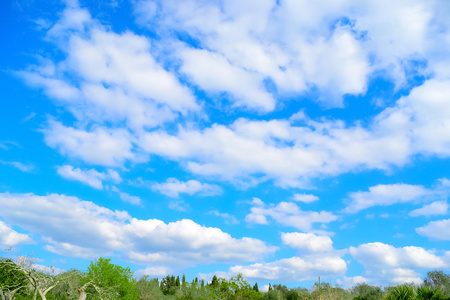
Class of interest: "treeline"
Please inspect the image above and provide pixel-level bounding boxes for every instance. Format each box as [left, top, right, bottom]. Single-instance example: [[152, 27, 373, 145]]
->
[[2, 255, 450, 300]]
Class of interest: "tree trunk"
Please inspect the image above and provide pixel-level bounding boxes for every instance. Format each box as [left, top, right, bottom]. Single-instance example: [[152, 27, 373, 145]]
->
[[78, 289, 87, 300]]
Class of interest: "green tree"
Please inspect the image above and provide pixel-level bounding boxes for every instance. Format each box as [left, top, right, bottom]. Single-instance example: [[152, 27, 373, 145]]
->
[[160, 275, 177, 295], [82, 257, 138, 300], [48, 269, 84, 300], [286, 290, 300, 300], [352, 283, 384, 300], [211, 275, 219, 288], [135, 276, 164, 300], [385, 285, 416, 300], [253, 282, 259, 292], [424, 271, 450, 296], [0, 258, 29, 299]]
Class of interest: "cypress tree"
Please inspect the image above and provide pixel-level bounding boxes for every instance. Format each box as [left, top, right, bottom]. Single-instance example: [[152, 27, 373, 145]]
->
[[211, 275, 219, 287], [253, 282, 259, 292]]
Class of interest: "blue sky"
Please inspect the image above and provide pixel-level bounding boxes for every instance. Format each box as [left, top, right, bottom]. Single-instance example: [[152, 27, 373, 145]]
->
[[1, 0, 450, 289]]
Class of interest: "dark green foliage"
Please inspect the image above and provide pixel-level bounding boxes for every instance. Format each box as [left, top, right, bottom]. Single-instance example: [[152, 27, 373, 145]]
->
[[385, 285, 416, 300], [253, 282, 259, 292], [160, 274, 178, 295], [417, 286, 448, 300], [424, 271, 450, 296], [286, 290, 300, 300], [48, 269, 84, 300], [0, 258, 29, 298], [352, 283, 384, 300], [211, 275, 219, 288]]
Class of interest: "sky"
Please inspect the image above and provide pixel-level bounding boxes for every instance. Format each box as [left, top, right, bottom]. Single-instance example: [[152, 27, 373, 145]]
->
[[1, 0, 450, 289]]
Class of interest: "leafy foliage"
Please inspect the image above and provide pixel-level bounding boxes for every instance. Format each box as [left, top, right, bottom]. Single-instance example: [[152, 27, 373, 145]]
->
[[385, 285, 416, 300]]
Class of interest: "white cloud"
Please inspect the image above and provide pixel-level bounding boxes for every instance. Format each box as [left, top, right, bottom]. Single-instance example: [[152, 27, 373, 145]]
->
[[350, 242, 449, 285], [416, 219, 450, 241], [0, 193, 276, 267], [135, 266, 172, 277], [293, 193, 319, 203], [168, 200, 189, 212], [133, 0, 372, 108], [0, 221, 32, 246], [209, 210, 239, 225], [22, 4, 200, 133], [111, 187, 142, 205], [57, 165, 122, 189], [245, 198, 337, 231], [336, 276, 369, 289], [178, 47, 275, 111], [0, 161, 34, 173], [228, 255, 347, 282], [152, 178, 222, 198], [281, 232, 333, 253], [31, 264, 64, 275], [44, 121, 137, 167], [409, 201, 448, 217], [344, 183, 429, 213], [18, 1, 450, 188], [137, 115, 414, 187]]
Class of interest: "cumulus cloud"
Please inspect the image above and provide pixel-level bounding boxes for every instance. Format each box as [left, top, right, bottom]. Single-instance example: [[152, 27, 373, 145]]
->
[[0, 221, 32, 246], [152, 178, 222, 198], [281, 232, 333, 253], [416, 219, 450, 241], [135, 266, 172, 277], [228, 255, 347, 282], [44, 121, 137, 167], [0, 193, 276, 266], [178, 48, 275, 111], [245, 198, 337, 231], [139, 117, 410, 187], [350, 242, 449, 284], [293, 193, 319, 203], [57, 165, 121, 189], [409, 201, 449, 217], [21, 3, 200, 133], [344, 183, 430, 214]]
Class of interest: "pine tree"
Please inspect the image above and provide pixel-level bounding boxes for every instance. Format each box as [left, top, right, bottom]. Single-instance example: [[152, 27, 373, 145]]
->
[[176, 276, 180, 287], [182, 273, 186, 285], [269, 283, 272, 291]]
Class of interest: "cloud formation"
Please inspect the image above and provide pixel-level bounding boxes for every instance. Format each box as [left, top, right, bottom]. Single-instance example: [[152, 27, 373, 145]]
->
[[0, 193, 276, 267], [152, 178, 222, 198], [57, 165, 121, 189], [350, 242, 450, 284], [0, 221, 32, 246], [245, 198, 337, 232]]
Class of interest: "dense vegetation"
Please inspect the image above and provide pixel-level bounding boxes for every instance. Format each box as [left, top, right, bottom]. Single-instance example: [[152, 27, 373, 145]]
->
[[2, 254, 450, 300]]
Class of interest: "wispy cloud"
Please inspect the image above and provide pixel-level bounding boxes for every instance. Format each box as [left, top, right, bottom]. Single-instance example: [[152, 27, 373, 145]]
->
[[57, 165, 121, 189], [152, 178, 222, 198]]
